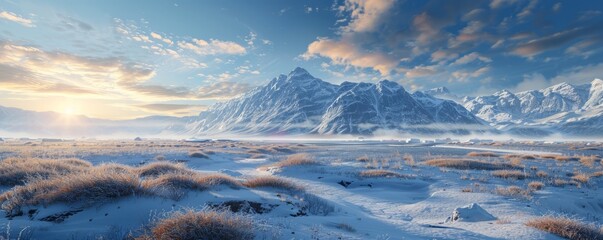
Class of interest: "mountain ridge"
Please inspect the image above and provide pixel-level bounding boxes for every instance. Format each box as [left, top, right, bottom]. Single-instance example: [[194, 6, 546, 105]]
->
[[426, 79, 603, 136]]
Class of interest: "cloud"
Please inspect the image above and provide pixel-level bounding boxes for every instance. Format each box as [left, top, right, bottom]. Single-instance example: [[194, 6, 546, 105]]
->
[[489, 0, 518, 9], [452, 52, 492, 65], [178, 39, 246, 56], [0, 64, 96, 95], [405, 65, 438, 78], [517, 0, 538, 19], [0, 42, 248, 101], [511, 24, 603, 57], [451, 66, 490, 82], [303, 37, 398, 75], [552, 2, 561, 12], [150, 32, 173, 45], [195, 82, 252, 99], [514, 73, 549, 92], [565, 39, 598, 57], [413, 12, 441, 46], [58, 14, 93, 31], [550, 63, 603, 85], [137, 103, 208, 112], [430, 50, 458, 62], [341, 0, 395, 32], [0, 11, 34, 27]]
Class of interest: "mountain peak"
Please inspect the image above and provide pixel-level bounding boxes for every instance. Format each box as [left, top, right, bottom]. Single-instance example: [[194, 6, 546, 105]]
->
[[427, 87, 450, 94], [377, 79, 404, 92], [288, 67, 311, 78]]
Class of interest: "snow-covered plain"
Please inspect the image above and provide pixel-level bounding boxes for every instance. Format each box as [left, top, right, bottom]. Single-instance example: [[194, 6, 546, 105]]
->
[[0, 139, 602, 239]]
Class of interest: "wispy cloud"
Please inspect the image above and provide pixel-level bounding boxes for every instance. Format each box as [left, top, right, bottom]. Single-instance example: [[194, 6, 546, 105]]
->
[[0, 11, 34, 27], [178, 39, 246, 56], [303, 37, 398, 76]]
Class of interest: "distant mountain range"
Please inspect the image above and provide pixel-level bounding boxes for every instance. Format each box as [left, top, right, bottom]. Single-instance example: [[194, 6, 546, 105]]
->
[[187, 67, 486, 136], [0, 106, 193, 138], [426, 79, 603, 137], [1, 67, 601, 138]]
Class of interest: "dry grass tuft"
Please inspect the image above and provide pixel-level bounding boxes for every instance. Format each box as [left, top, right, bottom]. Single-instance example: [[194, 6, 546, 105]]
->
[[188, 151, 209, 159], [271, 153, 318, 168], [528, 181, 545, 190], [136, 162, 193, 177], [137, 209, 254, 240], [403, 153, 415, 166], [356, 155, 370, 162], [0, 168, 144, 216], [492, 170, 527, 180], [579, 155, 600, 168], [467, 151, 498, 157], [359, 170, 413, 179], [503, 154, 536, 160], [243, 176, 303, 192], [424, 159, 516, 170], [571, 173, 591, 184], [142, 173, 240, 199], [0, 157, 90, 185], [495, 186, 531, 200], [536, 170, 548, 178], [525, 216, 603, 240], [552, 179, 569, 187]]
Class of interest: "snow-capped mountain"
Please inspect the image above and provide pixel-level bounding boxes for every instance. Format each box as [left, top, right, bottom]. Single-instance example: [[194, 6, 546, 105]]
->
[[457, 79, 603, 136], [189, 67, 486, 135]]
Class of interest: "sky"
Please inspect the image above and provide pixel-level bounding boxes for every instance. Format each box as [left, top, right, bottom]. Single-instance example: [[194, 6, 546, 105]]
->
[[1, 0, 603, 119]]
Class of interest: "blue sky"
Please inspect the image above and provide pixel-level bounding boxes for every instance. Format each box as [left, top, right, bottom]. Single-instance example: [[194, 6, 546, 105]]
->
[[1, 0, 603, 119]]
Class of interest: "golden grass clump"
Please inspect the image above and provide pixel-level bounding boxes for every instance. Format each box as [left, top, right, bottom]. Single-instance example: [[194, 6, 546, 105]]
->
[[495, 186, 532, 200], [272, 153, 318, 168], [136, 210, 254, 240], [525, 216, 603, 240], [502, 154, 536, 160], [552, 179, 569, 187], [528, 181, 545, 190], [492, 170, 527, 180], [359, 170, 413, 179], [356, 155, 370, 162], [579, 155, 600, 168], [536, 170, 548, 178], [571, 173, 591, 184], [0, 168, 144, 216], [136, 162, 194, 177], [403, 153, 415, 166], [424, 159, 516, 170], [0, 157, 91, 185], [188, 151, 209, 159], [141, 173, 241, 199], [467, 151, 498, 157], [142, 173, 209, 192], [243, 176, 303, 192]]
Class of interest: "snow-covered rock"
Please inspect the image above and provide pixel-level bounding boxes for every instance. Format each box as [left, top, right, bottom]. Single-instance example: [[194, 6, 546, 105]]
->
[[448, 203, 496, 223]]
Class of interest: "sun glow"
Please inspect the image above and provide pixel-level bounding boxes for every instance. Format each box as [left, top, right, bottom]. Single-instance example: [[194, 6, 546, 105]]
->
[[61, 105, 76, 116]]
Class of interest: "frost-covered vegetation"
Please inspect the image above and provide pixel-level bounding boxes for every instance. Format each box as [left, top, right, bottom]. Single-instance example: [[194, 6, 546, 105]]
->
[[0, 139, 601, 239]]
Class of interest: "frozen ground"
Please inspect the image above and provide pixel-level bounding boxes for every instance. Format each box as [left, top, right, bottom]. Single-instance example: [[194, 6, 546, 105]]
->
[[0, 139, 601, 239]]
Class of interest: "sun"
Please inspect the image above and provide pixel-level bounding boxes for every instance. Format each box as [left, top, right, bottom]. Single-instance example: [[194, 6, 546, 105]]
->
[[61, 106, 76, 115]]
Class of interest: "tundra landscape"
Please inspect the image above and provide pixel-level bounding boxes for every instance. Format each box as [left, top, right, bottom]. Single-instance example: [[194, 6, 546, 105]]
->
[[0, 139, 601, 239], [1, 0, 603, 239]]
